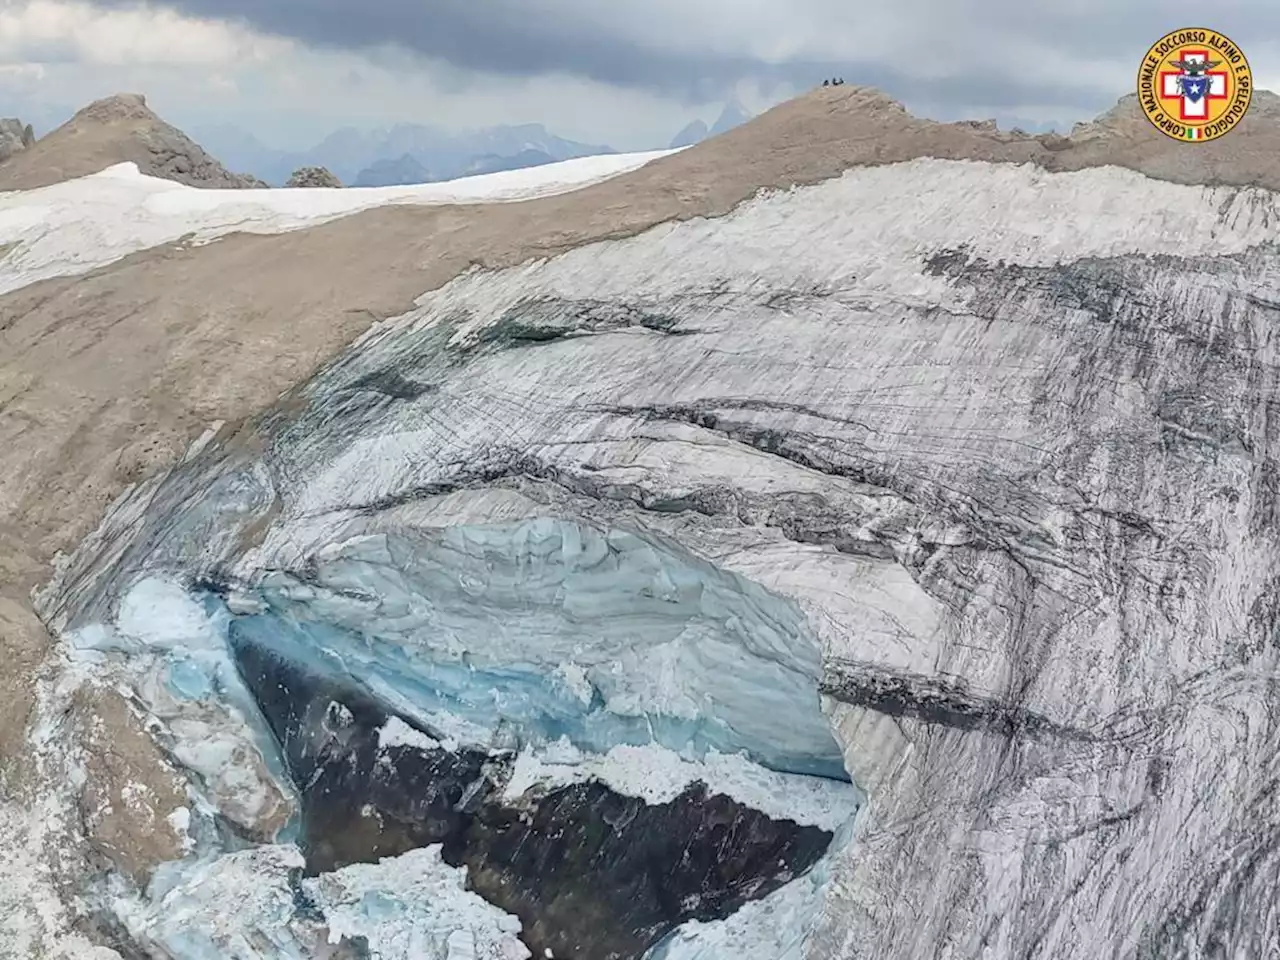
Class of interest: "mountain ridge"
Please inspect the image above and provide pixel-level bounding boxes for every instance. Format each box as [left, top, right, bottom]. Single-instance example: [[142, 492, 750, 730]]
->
[[9, 81, 1280, 572], [0, 93, 265, 191], [667, 98, 755, 149], [352, 152, 433, 187]]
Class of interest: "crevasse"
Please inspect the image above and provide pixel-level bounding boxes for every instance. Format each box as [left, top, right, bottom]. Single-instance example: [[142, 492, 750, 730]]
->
[[238, 518, 849, 778], [73, 516, 860, 958]]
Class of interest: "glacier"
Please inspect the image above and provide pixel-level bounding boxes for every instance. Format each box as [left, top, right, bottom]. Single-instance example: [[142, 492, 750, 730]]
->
[[22, 149, 1280, 959]]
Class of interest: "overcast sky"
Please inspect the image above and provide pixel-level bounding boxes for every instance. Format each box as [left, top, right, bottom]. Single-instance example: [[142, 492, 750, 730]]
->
[[1, 1, 1278, 150]]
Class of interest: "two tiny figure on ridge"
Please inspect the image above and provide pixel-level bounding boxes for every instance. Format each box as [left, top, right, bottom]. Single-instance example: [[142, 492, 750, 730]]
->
[[823, 78, 846, 87]]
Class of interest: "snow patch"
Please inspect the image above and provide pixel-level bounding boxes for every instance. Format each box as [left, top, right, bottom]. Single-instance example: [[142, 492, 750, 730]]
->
[[503, 739, 857, 832], [0, 150, 675, 296], [377, 715, 444, 753], [114, 576, 225, 653], [167, 806, 194, 853], [182, 421, 224, 463], [307, 845, 531, 960]]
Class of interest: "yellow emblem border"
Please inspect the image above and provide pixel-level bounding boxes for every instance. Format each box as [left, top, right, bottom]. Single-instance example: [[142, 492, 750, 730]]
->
[[1137, 27, 1252, 143]]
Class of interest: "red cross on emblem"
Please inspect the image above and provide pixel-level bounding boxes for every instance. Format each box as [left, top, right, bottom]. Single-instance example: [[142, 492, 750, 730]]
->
[[1158, 48, 1229, 121]]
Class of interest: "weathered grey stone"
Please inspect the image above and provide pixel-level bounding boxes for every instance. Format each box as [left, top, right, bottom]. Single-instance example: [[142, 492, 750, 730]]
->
[[285, 165, 342, 188], [0, 119, 31, 164]]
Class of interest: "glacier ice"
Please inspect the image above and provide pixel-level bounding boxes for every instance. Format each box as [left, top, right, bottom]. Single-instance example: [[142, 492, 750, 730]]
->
[[647, 842, 842, 960], [109, 845, 318, 959], [307, 846, 531, 960], [236, 518, 849, 779], [110, 843, 534, 960], [501, 739, 855, 830], [33, 153, 1280, 958], [57, 521, 855, 957], [67, 577, 298, 842]]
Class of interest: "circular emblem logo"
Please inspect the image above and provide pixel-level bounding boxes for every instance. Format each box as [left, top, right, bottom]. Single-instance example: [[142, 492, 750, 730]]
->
[[1137, 28, 1252, 142]]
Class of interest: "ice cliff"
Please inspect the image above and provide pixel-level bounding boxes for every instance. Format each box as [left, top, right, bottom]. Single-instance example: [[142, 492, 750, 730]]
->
[[26, 150, 1280, 959]]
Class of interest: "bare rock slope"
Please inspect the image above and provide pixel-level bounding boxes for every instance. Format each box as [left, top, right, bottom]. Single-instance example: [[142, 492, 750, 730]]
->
[[0, 93, 265, 191], [7, 84, 1280, 955]]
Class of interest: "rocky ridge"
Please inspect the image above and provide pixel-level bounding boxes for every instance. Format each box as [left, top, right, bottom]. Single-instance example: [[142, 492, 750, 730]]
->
[[0, 93, 266, 191], [353, 153, 432, 187]]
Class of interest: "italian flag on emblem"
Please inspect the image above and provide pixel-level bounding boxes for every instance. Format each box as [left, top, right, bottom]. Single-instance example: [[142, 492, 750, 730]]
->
[[1186, 126, 1203, 141]]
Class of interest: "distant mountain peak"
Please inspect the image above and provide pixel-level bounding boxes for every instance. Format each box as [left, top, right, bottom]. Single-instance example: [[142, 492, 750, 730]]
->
[[464, 148, 556, 177], [668, 98, 755, 150], [710, 98, 753, 137], [669, 119, 709, 150]]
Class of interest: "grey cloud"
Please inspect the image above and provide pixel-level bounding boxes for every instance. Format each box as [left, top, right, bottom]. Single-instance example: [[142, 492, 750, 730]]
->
[[95, 0, 1280, 114]]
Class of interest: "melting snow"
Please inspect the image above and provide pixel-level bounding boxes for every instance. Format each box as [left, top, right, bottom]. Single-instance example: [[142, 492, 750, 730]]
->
[[504, 739, 858, 832], [308, 846, 531, 960], [0, 148, 676, 296], [377, 715, 443, 753]]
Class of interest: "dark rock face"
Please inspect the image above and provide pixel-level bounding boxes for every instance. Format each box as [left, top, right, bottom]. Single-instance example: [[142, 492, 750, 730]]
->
[[230, 627, 833, 960], [455, 780, 827, 960]]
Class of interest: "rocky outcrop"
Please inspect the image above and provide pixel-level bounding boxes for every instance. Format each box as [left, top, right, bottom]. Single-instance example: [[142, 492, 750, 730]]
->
[[0, 118, 34, 164], [285, 165, 342, 188], [0, 93, 266, 191]]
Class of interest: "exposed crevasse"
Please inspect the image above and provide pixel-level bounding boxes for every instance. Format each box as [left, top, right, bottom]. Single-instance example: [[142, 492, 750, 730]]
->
[[62, 513, 858, 957], [239, 519, 849, 779]]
